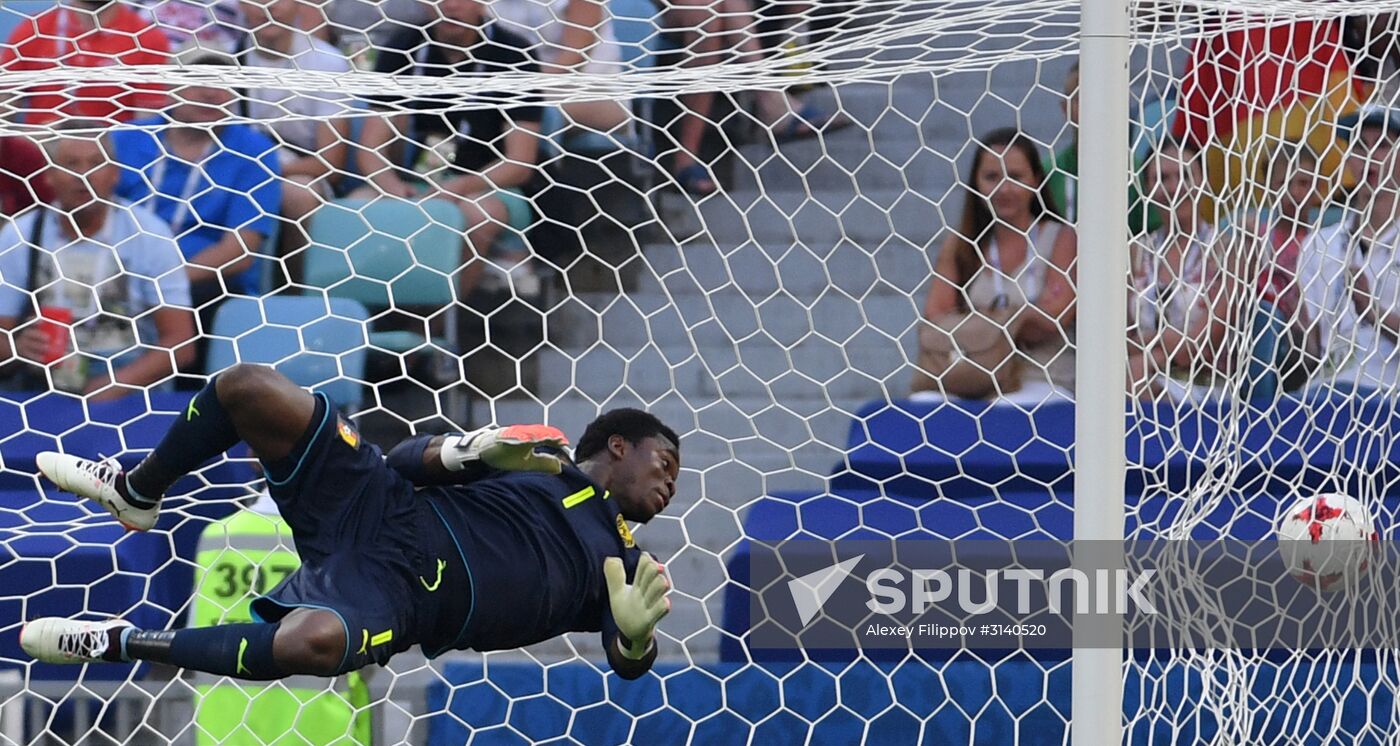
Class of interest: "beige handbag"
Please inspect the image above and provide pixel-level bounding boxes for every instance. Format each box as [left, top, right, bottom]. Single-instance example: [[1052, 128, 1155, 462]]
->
[[912, 309, 1025, 399]]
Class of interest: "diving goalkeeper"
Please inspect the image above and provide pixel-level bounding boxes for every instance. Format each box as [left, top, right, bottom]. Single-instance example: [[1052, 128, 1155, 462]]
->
[[21, 363, 677, 680]]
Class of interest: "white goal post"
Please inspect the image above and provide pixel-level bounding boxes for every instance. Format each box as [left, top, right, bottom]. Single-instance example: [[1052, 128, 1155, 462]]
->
[[1075, 0, 1130, 742]]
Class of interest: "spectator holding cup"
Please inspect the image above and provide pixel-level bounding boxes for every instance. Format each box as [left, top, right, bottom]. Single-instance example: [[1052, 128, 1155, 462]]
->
[[0, 121, 194, 400]]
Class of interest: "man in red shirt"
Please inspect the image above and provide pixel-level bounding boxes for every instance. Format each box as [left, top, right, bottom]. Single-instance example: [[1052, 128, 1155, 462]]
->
[[0, 137, 53, 217], [1, 0, 171, 125]]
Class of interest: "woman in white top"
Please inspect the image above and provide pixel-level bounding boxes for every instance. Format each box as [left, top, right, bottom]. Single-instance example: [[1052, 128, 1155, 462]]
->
[[490, 0, 630, 133], [1298, 126, 1400, 392], [1128, 137, 1240, 400], [924, 127, 1079, 396]]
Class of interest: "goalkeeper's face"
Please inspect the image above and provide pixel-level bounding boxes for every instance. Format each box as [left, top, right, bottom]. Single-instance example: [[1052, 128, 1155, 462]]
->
[[610, 435, 680, 523]]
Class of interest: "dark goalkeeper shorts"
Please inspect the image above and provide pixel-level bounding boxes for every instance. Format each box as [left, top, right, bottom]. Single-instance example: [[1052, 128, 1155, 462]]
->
[[249, 393, 472, 672]]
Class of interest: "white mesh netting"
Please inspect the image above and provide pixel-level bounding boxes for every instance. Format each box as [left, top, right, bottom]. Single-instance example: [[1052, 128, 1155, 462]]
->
[[2, 0, 1400, 743]]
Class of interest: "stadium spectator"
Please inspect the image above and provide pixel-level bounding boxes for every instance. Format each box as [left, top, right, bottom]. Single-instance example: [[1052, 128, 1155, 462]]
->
[[235, 0, 353, 278], [662, 0, 848, 196], [1299, 117, 1400, 392], [1305, 107, 1397, 228], [1336, 107, 1400, 207], [919, 128, 1078, 399], [0, 0, 171, 126], [135, 0, 245, 52], [1227, 139, 1325, 400], [489, 0, 630, 135], [111, 51, 282, 374], [1254, 141, 1324, 322], [0, 137, 54, 219], [0, 122, 194, 400], [356, 0, 544, 301], [1044, 62, 1159, 235], [1128, 137, 1239, 400]]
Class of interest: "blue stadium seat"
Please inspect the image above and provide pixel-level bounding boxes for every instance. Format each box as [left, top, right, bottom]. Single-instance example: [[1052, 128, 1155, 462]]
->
[[718, 392, 1400, 667], [835, 396, 1400, 503], [425, 657, 1400, 744], [720, 487, 1073, 664], [302, 198, 464, 354], [0, 392, 253, 493], [205, 295, 370, 412], [0, 488, 171, 680], [0, 392, 252, 680], [833, 399, 1075, 498], [424, 657, 1399, 744], [425, 659, 1070, 745]]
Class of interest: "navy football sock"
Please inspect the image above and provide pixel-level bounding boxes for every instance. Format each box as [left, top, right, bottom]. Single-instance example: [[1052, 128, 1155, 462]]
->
[[126, 376, 241, 503], [122, 623, 288, 681]]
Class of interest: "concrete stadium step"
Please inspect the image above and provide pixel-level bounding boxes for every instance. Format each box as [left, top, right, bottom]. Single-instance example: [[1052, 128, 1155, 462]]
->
[[717, 66, 1075, 197], [655, 188, 947, 254], [546, 288, 923, 351], [545, 290, 920, 349], [627, 236, 935, 301], [530, 340, 913, 404]]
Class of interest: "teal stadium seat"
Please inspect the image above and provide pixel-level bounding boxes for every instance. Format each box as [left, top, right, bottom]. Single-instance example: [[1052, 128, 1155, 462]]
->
[[205, 295, 370, 412], [302, 197, 465, 354]]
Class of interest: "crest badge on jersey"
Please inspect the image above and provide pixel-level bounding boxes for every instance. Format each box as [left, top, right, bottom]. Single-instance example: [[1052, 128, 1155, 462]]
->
[[616, 514, 636, 548], [337, 417, 360, 449]]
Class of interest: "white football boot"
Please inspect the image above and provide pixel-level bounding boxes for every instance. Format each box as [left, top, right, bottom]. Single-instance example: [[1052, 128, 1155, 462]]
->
[[21, 617, 134, 664], [36, 452, 158, 531]]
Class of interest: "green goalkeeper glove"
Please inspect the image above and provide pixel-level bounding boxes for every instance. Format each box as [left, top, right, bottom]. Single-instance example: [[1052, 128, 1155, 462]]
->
[[439, 425, 570, 475], [603, 553, 671, 659]]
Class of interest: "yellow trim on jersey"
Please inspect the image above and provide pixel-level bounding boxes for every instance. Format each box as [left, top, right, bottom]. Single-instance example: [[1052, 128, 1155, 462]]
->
[[371, 630, 394, 648], [562, 486, 596, 509]]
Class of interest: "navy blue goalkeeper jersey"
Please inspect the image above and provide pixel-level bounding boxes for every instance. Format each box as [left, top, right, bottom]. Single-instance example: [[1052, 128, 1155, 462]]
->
[[250, 406, 648, 672], [420, 464, 643, 654]]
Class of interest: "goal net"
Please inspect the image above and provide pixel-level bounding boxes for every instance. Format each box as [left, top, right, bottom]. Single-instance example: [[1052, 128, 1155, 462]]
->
[[1, 0, 1398, 742]]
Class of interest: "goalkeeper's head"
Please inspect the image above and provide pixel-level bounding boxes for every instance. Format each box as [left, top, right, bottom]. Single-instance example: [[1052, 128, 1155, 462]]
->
[[576, 409, 681, 522]]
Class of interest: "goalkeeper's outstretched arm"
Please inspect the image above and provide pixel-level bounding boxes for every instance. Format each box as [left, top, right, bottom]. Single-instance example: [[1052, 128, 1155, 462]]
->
[[603, 553, 670, 680], [385, 425, 571, 485]]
